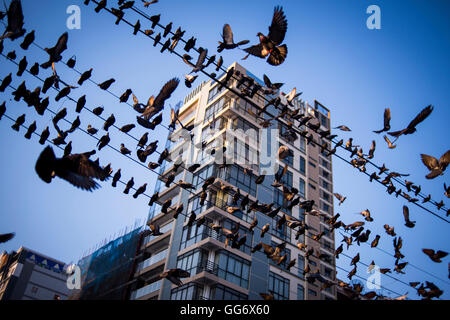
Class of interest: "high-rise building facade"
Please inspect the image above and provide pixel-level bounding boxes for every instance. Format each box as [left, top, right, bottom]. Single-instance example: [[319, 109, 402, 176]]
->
[[0, 247, 69, 300], [130, 62, 336, 300]]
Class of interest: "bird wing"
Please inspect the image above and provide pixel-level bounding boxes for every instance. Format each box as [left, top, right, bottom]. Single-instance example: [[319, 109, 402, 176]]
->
[[222, 24, 234, 44], [68, 154, 109, 181], [384, 135, 394, 147], [261, 243, 275, 256], [407, 105, 433, 130], [56, 32, 68, 55], [268, 6, 288, 45], [263, 74, 272, 88], [7, 0, 24, 33], [402, 206, 410, 221], [436, 251, 448, 259], [173, 268, 190, 278], [420, 154, 439, 171], [439, 150, 450, 169], [422, 248, 435, 258], [0, 232, 15, 243], [243, 44, 265, 58], [384, 108, 391, 128], [267, 44, 287, 66], [333, 193, 342, 200], [56, 169, 100, 191], [153, 78, 179, 109], [194, 48, 207, 68]]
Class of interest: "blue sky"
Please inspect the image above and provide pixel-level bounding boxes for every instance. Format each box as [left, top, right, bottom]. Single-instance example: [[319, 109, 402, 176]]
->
[[0, 0, 449, 299]]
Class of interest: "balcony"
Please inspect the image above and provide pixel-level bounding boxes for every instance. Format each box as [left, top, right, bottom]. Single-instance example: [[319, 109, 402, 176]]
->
[[142, 222, 173, 250], [130, 279, 161, 300], [135, 248, 168, 278]]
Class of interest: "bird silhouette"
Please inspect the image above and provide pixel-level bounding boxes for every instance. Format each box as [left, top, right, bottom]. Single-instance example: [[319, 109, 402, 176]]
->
[[243, 6, 288, 65], [1, 0, 25, 41], [35, 146, 109, 191], [41, 32, 68, 69], [217, 24, 249, 52]]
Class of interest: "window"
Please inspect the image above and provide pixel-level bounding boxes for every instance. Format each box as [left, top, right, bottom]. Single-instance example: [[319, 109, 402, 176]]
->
[[268, 272, 290, 300], [297, 284, 305, 300], [205, 96, 230, 122], [201, 117, 226, 141], [279, 143, 293, 166], [299, 178, 306, 198], [216, 250, 250, 289], [321, 201, 330, 214], [180, 219, 215, 250], [171, 283, 204, 300], [299, 137, 306, 153], [192, 165, 215, 189], [216, 164, 257, 197], [309, 183, 316, 190], [324, 267, 333, 279], [232, 117, 260, 144], [321, 190, 331, 203], [233, 139, 259, 168], [207, 84, 225, 104], [177, 249, 207, 275], [320, 158, 330, 170], [308, 289, 317, 297], [321, 169, 330, 180], [236, 98, 259, 118], [297, 255, 305, 279], [320, 114, 329, 129], [210, 284, 247, 300], [221, 219, 252, 255], [273, 189, 291, 215], [269, 241, 291, 271], [299, 156, 306, 175], [321, 179, 330, 191], [276, 166, 292, 188]]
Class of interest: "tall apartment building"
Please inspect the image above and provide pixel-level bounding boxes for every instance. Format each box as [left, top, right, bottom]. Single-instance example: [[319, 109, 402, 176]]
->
[[0, 247, 69, 300], [129, 62, 336, 300]]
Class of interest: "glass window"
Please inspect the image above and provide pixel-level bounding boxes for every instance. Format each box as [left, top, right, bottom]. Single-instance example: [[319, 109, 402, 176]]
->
[[207, 84, 225, 104], [268, 241, 291, 271], [299, 178, 306, 198], [279, 143, 293, 166], [273, 189, 291, 216], [232, 117, 260, 144], [299, 137, 306, 153], [210, 284, 247, 300], [216, 164, 257, 197], [215, 250, 250, 289], [300, 156, 306, 175], [268, 272, 290, 300], [297, 255, 305, 279], [297, 284, 305, 300], [171, 283, 204, 300], [233, 138, 259, 168], [276, 166, 292, 188]]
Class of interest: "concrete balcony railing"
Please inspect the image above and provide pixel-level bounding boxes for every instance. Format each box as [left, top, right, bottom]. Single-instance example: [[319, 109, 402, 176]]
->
[[130, 280, 162, 300]]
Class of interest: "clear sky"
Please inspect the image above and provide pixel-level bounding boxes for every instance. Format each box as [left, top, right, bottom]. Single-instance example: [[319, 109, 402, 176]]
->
[[0, 0, 449, 299]]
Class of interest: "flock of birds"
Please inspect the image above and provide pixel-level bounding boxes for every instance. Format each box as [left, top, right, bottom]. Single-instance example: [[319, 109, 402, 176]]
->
[[0, 0, 448, 300]]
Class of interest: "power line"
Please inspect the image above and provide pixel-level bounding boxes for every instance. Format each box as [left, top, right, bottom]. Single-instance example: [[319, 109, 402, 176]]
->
[[3, 23, 447, 296], [0, 7, 445, 298], [121, 0, 450, 218]]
